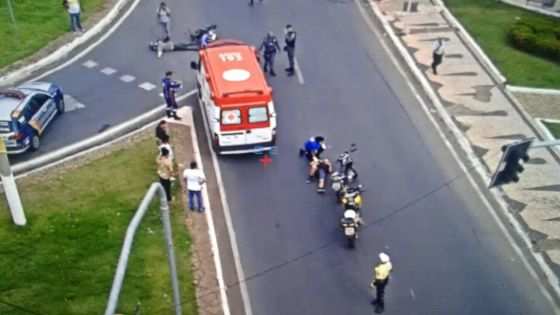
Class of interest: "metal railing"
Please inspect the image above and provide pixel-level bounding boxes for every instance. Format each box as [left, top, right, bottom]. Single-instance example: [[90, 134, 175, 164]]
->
[[104, 182, 182, 315]]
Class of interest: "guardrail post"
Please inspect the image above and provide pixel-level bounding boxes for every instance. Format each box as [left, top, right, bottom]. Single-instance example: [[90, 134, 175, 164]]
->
[[0, 141, 26, 226]]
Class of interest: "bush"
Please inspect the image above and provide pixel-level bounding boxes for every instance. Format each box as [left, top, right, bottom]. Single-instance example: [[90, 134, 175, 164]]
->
[[509, 19, 560, 63]]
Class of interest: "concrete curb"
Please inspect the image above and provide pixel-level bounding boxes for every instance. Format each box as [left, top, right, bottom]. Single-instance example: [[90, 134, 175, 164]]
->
[[433, 0, 507, 84], [12, 90, 196, 176], [535, 118, 560, 156], [368, 0, 560, 304], [501, 0, 560, 18], [507, 85, 560, 95], [0, 0, 133, 86]]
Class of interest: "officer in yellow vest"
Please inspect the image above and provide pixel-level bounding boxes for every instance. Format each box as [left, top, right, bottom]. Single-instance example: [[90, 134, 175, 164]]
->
[[370, 252, 392, 313]]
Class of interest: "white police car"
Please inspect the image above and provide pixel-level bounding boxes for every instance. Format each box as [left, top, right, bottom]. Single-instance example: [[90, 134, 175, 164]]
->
[[0, 82, 64, 154]]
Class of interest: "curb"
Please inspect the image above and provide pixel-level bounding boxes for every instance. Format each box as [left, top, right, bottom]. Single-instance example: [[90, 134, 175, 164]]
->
[[368, 0, 560, 305], [13, 90, 196, 177], [501, 0, 560, 18], [507, 85, 560, 96], [0, 0, 133, 86]]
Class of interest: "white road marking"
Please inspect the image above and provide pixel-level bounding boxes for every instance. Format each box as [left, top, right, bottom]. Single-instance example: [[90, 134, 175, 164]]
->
[[100, 67, 117, 76], [31, 0, 143, 81], [119, 74, 135, 83], [199, 91, 255, 315], [167, 106, 232, 315], [410, 288, 416, 300], [63, 94, 86, 112], [138, 82, 156, 91], [294, 58, 305, 85], [82, 60, 98, 68], [356, 1, 560, 311]]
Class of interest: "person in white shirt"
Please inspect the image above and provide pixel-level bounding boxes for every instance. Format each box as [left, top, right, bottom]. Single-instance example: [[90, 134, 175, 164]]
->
[[183, 161, 206, 212], [65, 0, 83, 33], [157, 2, 171, 38], [158, 134, 174, 162], [431, 37, 446, 75]]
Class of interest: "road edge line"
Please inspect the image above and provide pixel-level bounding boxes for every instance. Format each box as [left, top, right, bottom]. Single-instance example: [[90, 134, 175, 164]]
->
[[180, 107, 232, 315], [198, 94, 255, 315], [357, 0, 560, 311]]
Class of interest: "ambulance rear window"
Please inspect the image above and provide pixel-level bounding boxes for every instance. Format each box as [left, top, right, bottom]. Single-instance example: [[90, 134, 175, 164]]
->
[[221, 109, 241, 125], [248, 107, 268, 123]]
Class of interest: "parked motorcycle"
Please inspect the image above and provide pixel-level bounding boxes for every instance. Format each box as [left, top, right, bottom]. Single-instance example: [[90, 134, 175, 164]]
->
[[340, 185, 364, 248], [331, 144, 359, 202]]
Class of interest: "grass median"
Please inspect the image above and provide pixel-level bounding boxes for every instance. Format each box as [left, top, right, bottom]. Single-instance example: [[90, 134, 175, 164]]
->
[[0, 0, 105, 71], [542, 120, 560, 139], [0, 138, 198, 315], [444, 0, 560, 89]]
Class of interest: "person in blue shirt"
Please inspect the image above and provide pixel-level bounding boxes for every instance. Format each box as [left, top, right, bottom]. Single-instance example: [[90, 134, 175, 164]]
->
[[300, 136, 325, 161], [162, 71, 182, 120]]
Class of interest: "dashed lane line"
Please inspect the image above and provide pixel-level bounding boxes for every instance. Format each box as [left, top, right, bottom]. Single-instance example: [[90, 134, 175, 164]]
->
[[100, 67, 117, 76], [138, 82, 157, 91], [82, 60, 98, 68], [119, 74, 136, 83]]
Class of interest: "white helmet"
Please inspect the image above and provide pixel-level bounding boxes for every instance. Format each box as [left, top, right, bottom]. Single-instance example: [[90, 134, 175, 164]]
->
[[379, 252, 390, 263]]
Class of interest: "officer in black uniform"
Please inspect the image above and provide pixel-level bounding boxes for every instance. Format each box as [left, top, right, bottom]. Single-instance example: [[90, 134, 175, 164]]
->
[[283, 24, 297, 76], [259, 32, 281, 76]]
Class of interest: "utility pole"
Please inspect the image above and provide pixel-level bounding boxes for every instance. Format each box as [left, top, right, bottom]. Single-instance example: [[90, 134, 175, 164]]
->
[[0, 140, 26, 226], [489, 138, 560, 188]]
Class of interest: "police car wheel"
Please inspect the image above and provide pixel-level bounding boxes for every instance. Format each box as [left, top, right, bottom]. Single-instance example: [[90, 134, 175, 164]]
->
[[57, 98, 65, 114], [30, 134, 40, 151]]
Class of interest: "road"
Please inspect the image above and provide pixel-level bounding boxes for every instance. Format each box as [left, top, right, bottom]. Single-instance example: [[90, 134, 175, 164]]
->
[[8, 0, 558, 314]]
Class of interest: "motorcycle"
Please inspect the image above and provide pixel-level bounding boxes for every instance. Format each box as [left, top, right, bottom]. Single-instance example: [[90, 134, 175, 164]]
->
[[331, 144, 359, 201], [189, 24, 218, 44], [340, 185, 365, 248]]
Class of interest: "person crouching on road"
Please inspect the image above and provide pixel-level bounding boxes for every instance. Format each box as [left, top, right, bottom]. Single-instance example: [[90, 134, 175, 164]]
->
[[283, 24, 297, 76], [162, 71, 182, 120], [183, 161, 206, 212], [157, 147, 174, 202], [259, 32, 281, 76], [153, 36, 198, 58], [300, 136, 326, 161], [370, 252, 393, 313]]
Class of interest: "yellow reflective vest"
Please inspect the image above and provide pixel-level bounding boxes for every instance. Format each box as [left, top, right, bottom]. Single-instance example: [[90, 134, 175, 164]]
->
[[374, 262, 392, 281]]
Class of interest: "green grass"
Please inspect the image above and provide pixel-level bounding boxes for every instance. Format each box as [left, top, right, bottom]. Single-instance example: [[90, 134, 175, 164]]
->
[[543, 121, 560, 139], [0, 139, 198, 315], [0, 0, 105, 70], [444, 0, 560, 89]]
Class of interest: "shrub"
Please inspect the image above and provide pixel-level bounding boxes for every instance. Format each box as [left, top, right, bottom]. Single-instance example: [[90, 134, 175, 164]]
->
[[509, 19, 560, 63]]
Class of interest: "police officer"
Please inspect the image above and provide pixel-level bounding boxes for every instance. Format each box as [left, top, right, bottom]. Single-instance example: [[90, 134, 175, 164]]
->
[[283, 24, 297, 76], [370, 252, 392, 313], [259, 32, 281, 76], [162, 71, 182, 120]]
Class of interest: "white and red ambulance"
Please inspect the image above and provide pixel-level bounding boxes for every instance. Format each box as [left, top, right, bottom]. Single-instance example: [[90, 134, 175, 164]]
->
[[191, 39, 277, 155]]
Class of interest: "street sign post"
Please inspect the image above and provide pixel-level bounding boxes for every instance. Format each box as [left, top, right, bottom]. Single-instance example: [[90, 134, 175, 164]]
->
[[0, 140, 26, 226]]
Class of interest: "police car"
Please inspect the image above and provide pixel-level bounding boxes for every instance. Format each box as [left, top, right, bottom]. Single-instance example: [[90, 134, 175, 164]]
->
[[0, 82, 65, 154]]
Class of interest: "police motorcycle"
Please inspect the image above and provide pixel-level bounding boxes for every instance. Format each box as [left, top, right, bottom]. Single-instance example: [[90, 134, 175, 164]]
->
[[189, 24, 218, 44], [331, 144, 359, 202], [340, 184, 365, 248]]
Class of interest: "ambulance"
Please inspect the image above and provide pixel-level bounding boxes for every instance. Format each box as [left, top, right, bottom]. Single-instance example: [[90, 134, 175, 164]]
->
[[190, 39, 277, 155]]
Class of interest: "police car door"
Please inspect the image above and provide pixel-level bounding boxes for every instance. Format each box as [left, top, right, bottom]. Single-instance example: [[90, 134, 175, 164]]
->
[[31, 93, 56, 133]]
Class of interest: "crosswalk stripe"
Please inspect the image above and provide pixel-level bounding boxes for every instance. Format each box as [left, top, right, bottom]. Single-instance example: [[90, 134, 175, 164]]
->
[[82, 60, 98, 68], [138, 82, 157, 91], [100, 67, 117, 76], [120, 74, 136, 83]]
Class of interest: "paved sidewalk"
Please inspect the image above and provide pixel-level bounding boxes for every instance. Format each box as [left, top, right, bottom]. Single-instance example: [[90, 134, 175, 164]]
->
[[374, 0, 560, 277]]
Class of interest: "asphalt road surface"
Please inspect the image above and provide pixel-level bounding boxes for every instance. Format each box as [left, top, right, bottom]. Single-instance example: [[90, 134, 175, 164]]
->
[[9, 0, 558, 314]]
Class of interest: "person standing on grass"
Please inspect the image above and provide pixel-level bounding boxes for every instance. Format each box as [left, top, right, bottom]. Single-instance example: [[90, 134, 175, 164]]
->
[[157, 147, 174, 202], [157, 2, 172, 38], [158, 134, 174, 162], [64, 0, 84, 33], [155, 120, 169, 144], [183, 161, 206, 212], [431, 37, 445, 75]]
